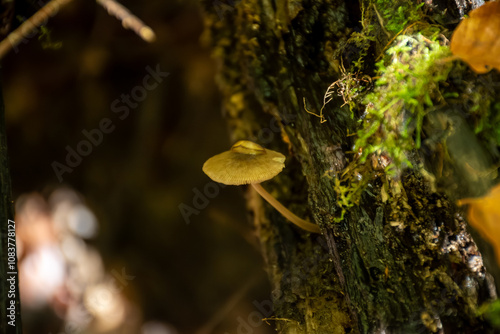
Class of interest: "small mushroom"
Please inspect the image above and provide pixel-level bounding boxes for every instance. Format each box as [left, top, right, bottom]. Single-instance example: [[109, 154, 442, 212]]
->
[[203, 140, 321, 234]]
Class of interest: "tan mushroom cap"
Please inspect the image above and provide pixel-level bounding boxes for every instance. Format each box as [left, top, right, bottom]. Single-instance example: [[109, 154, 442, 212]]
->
[[202, 140, 286, 185]]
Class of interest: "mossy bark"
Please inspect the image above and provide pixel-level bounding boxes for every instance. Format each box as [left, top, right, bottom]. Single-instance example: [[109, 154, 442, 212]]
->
[[203, 0, 498, 333]]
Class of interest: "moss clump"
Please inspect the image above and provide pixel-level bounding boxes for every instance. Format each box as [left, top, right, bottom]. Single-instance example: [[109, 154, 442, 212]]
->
[[326, 34, 451, 222], [465, 91, 500, 149], [374, 0, 425, 35], [486, 102, 500, 147], [478, 299, 500, 329], [330, 161, 377, 222], [355, 34, 452, 173], [345, 28, 376, 73]]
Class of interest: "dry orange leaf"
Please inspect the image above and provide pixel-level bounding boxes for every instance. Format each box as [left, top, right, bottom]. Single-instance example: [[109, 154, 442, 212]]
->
[[450, 1, 500, 73], [458, 184, 500, 265]]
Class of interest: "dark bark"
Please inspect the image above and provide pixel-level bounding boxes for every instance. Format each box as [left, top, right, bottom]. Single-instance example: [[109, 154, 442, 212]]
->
[[0, 1, 22, 332], [0, 78, 23, 333], [203, 0, 498, 333]]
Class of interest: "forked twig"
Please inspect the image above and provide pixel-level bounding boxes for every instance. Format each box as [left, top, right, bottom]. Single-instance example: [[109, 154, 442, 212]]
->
[[0, 0, 156, 60], [303, 97, 326, 123], [322, 80, 341, 107]]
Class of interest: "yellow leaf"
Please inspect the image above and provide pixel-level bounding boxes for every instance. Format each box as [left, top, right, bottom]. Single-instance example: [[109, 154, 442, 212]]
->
[[450, 1, 500, 73], [458, 184, 500, 265]]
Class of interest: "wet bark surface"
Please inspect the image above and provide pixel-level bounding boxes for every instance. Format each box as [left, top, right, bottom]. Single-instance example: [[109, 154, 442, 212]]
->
[[203, 0, 498, 332]]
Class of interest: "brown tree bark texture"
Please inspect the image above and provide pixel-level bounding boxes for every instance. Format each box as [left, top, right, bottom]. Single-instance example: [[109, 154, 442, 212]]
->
[[203, 0, 497, 333]]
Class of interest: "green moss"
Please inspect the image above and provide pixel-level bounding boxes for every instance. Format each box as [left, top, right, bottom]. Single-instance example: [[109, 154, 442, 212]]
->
[[468, 94, 500, 148], [325, 35, 452, 222], [347, 28, 376, 73], [374, 0, 425, 35], [331, 162, 376, 223], [478, 299, 500, 329], [38, 25, 63, 50], [355, 34, 452, 173], [15, 15, 62, 50], [490, 103, 500, 146]]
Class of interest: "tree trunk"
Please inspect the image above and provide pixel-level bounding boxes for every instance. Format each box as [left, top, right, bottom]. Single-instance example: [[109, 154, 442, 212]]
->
[[202, 0, 499, 333], [0, 0, 23, 331], [0, 0, 23, 330], [0, 80, 23, 333]]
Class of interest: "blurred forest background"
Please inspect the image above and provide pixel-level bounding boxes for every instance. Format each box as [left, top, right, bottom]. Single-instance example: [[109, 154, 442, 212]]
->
[[3, 0, 273, 333]]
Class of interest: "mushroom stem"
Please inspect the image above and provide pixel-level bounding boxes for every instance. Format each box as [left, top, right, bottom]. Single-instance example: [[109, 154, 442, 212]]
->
[[250, 183, 321, 234]]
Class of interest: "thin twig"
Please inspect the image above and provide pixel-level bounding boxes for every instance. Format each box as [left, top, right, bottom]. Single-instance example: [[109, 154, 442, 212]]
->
[[0, 0, 73, 60], [96, 0, 156, 43], [373, 4, 391, 38], [262, 317, 301, 326], [375, 21, 422, 61], [195, 273, 261, 334], [303, 97, 326, 123]]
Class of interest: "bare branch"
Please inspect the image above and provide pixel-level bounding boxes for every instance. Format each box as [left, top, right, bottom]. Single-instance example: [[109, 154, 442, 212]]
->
[[96, 0, 156, 43], [0, 0, 73, 60]]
